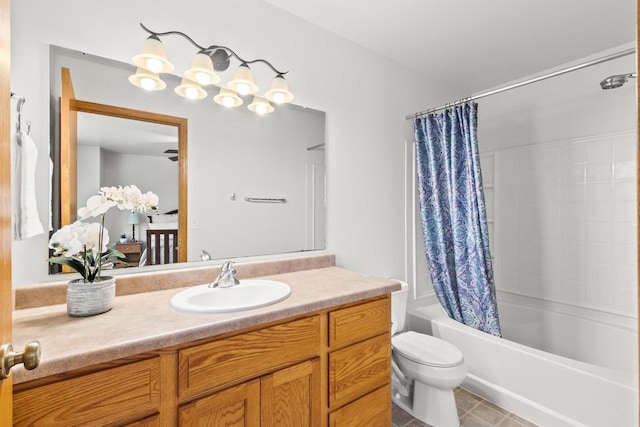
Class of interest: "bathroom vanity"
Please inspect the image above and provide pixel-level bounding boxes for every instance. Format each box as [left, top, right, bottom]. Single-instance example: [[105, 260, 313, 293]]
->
[[10, 257, 398, 426]]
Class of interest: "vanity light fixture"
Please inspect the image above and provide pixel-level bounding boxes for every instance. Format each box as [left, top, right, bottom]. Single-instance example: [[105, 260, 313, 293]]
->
[[133, 35, 175, 74], [265, 74, 294, 104], [248, 96, 274, 115], [130, 23, 293, 114]]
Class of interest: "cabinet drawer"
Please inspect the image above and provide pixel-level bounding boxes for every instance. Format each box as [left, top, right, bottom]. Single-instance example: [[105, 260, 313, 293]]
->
[[179, 315, 320, 400], [329, 297, 390, 348], [329, 332, 390, 408], [118, 243, 141, 253], [13, 357, 161, 427], [329, 384, 391, 427]]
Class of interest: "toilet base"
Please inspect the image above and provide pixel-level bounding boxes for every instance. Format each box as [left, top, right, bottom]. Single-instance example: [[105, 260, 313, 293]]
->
[[393, 380, 460, 427]]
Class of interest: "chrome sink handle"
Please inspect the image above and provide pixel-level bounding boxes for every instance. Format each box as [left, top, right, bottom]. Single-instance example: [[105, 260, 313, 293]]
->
[[209, 260, 240, 288]]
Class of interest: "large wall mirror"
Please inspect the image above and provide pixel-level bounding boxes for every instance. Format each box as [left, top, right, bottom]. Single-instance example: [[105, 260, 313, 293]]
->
[[50, 46, 326, 275]]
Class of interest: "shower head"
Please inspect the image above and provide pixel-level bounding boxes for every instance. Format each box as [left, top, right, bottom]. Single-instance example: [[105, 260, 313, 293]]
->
[[600, 73, 636, 90]]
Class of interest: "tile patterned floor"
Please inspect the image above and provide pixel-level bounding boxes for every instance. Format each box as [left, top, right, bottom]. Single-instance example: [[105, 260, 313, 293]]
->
[[392, 388, 538, 427]]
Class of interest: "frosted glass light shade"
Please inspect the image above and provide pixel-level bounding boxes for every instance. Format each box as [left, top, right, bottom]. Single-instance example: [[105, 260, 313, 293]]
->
[[248, 96, 274, 115], [128, 68, 166, 91], [175, 78, 207, 100], [214, 88, 243, 108], [133, 36, 175, 73], [228, 64, 259, 95], [127, 212, 141, 225], [265, 75, 293, 104], [184, 53, 220, 86]]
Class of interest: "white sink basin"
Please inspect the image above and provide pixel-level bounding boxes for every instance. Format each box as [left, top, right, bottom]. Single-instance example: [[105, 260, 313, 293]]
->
[[170, 279, 291, 313]]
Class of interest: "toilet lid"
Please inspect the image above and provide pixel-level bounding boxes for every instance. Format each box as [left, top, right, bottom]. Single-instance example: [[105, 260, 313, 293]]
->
[[392, 331, 463, 368]]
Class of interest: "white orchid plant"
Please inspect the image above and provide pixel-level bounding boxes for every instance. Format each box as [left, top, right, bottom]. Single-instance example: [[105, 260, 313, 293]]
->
[[48, 185, 159, 283]]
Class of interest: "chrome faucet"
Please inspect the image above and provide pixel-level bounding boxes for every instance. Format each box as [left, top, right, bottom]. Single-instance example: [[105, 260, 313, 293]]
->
[[209, 260, 240, 288]]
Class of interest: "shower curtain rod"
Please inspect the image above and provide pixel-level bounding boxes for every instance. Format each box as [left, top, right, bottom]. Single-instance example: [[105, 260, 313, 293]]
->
[[406, 47, 636, 120]]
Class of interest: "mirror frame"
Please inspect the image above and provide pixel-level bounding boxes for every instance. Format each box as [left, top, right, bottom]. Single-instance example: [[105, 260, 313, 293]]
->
[[59, 68, 188, 262]]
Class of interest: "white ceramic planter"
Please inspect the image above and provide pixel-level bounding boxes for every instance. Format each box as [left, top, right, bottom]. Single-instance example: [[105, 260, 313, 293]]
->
[[66, 276, 116, 317]]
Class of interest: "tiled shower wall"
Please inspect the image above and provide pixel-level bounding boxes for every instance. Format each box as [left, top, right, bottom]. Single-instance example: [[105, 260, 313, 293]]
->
[[489, 131, 637, 316]]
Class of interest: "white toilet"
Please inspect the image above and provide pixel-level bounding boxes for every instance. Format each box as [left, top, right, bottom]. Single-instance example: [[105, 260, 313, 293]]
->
[[391, 281, 467, 427]]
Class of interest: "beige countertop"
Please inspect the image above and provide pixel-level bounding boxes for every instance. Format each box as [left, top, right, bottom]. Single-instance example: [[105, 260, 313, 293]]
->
[[12, 266, 399, 384]]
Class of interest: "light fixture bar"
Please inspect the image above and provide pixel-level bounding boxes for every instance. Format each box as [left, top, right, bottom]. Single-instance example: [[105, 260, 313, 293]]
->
[[139, 23, 288, 76]]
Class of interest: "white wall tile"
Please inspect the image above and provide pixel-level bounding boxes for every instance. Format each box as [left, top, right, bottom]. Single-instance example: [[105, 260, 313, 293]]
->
[[585, 202, 611, 222], [613, 137, 636, 161], [585, 182, 612, 201], [480, 155, 494, 185], [613, 244, 636, 267], [559, 143, 586, 165], [561, 183, 585, 202], [586, 140, 612, 163], [561, 220, 586, 241], [613, 201, 635, 222], [561, 164, 586, 184], [586, 242, 613, 265], [490, 133, 636, 316], [613, 160, 635, 180], [613, 180, 635, 202], [585, 162, 613, 182], [586, 222, 612, 243], [611, 223, 636, 245]]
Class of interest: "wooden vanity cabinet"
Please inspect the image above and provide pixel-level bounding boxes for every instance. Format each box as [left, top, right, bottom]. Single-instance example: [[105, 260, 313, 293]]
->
[[12, 296, 391, 427], [179, 359, 321, 427], [327, 297, 392, 426]]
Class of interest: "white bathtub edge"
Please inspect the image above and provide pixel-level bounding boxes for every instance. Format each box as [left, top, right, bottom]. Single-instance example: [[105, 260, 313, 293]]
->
[[462, 373, 588, 427]]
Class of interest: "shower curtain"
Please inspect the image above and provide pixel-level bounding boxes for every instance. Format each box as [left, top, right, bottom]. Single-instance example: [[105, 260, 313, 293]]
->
[[414, 102, 501, 336]]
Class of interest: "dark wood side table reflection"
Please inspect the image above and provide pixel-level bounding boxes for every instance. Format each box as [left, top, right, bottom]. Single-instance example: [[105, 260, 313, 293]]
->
[[116, 242, 142, 268]]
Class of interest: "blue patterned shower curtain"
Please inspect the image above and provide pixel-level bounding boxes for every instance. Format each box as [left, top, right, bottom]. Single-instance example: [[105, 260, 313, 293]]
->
[[414, 103, 501, 336]]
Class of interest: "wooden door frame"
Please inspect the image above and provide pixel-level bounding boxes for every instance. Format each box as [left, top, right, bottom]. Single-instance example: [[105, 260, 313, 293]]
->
[[0, 0, 12, 422], [62, 94, 189, 262]]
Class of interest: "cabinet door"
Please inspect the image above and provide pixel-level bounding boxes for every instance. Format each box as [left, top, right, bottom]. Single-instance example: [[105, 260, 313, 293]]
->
[[261, 359, 321, 427], [123, 414, 160, 427], [179, 379, 260, 427]]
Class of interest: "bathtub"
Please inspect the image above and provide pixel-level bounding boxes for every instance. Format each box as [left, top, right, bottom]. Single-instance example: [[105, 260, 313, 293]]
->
[[408, 302, 638, 427]]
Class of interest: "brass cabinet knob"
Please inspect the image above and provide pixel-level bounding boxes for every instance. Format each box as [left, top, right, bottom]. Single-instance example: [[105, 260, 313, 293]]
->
[[0, 341, 41, 379]]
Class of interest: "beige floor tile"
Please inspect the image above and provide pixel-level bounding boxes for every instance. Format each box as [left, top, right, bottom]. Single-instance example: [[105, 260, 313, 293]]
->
[[460, 413, 496, 427], [467, 402, 509, 425], [505, 413, 538, 427], [497, 416, 528, 427], [392, 403, 415, 426], [456, 390, 482, 413]]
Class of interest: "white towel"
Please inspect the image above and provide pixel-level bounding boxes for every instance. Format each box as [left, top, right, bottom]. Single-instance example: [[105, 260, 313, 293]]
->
[[12, 131, 45, 240]]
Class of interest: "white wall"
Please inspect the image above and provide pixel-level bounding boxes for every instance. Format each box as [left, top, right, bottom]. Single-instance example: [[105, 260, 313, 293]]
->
[[10, 0, 455, 285], [101, 150, 178, 241], [410, 46, 637, 321]]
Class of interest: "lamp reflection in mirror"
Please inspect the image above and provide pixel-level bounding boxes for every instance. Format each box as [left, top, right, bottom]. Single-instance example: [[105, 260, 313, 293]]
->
[[127, 212, 141, 242], [175, 78, 207, 100], [248, 96, 274, 115], [129, 23, 293, 115], [128, 67, 166, 91], [214, 87, 243, 108]]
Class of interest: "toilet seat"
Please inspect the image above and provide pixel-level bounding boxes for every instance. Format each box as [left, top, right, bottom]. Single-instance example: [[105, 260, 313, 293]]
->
[[392, 331, 463, 368]]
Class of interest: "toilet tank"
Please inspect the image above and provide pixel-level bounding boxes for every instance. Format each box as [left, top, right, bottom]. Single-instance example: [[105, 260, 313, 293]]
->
[[391, 280, 409, 334]]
